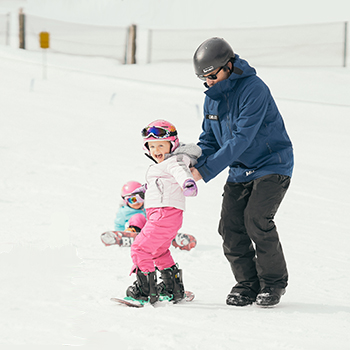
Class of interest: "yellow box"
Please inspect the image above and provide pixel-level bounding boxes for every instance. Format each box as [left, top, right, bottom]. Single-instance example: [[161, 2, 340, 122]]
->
[[39, 32, 50, 49]]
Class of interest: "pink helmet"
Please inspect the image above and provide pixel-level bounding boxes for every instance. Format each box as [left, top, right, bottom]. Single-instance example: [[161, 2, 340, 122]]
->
[[141, 119, 180, 155], [128, 213, 146, 230], [121, 181, 142, 204]]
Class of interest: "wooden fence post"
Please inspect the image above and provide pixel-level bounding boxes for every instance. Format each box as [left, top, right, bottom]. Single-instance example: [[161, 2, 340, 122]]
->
[[147, 29, 152, 64], [6, 12, 10, 46], [127, 24, 137, 64], [19, 8, 25, 49], [344, 21, 348, 67]]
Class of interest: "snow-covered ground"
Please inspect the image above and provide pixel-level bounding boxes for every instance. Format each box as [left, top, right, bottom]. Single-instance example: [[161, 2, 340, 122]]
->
[[1, 43, 350, 350], [1, 1, 350, 349]]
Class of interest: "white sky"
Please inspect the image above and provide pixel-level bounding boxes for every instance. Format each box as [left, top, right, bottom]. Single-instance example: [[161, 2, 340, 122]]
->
[[2, 0, 349, 28]]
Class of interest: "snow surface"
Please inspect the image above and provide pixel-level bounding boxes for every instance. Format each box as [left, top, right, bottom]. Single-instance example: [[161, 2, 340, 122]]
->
[[1, 1, 350, 349]]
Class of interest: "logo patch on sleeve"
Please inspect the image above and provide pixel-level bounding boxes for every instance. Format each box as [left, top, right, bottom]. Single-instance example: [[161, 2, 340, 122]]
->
[[206, 114, 219, 121]]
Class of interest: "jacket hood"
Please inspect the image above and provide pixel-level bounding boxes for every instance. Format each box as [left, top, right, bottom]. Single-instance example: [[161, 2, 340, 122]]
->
[[205, 54, 256, 97], [165, 142, 202, 167], [230, 54, 257, 80]]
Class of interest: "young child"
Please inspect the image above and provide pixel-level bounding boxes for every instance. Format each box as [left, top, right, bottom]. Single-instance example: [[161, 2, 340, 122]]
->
[[125, 119, 201, 305], [101, 179, 197, 249], [100, 181, 147, 246], [115, 180, 147, 232]]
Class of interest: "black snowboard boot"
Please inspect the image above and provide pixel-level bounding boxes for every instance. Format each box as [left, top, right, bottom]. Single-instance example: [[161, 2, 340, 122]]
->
[[256, 287, 285, 307], [226, 292, 256, 306], [226, 284, 258, 307], [126, 270, 159, 305], [157, 264, 185, 303]]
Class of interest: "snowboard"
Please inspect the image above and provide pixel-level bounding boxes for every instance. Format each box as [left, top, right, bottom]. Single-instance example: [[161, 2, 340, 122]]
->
[[111, 291, 195, 308], [101, 229, 137, 247], [101, 230, 197, 251]]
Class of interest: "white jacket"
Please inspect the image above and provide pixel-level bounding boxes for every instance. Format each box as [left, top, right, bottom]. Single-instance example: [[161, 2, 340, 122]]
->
[[144, 143, 201, 211]]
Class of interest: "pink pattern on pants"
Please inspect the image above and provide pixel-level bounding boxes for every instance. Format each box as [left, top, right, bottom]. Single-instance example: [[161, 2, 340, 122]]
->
[[130, 207, 183, 273]]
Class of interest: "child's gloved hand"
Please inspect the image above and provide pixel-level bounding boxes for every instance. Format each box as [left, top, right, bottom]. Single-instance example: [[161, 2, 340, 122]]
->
[[182, 179, 198, 197]]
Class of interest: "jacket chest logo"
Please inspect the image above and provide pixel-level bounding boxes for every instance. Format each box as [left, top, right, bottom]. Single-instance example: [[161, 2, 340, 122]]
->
[[206, 114, 219, 121]]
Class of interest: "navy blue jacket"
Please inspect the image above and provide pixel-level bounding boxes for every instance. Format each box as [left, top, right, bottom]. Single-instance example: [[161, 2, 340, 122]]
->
[[195, 55, 294, 183]]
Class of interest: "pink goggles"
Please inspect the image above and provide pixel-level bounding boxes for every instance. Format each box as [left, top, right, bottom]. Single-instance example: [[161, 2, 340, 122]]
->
[[141, 126, 177, 139]]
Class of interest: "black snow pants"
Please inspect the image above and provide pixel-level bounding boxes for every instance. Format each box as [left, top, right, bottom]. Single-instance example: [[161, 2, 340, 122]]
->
[[218, 174, 291, 298]]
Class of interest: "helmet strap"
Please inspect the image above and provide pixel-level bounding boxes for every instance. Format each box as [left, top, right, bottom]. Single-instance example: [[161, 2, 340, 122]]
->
[[144, 153, 157, 163], [227, 58, 243, 75], [223, 65, 232, 75]]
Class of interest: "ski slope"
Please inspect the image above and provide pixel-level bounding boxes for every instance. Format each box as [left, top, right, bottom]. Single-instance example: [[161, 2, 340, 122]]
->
[[1, 0, 350, 346], [1, 43, 350, 349]]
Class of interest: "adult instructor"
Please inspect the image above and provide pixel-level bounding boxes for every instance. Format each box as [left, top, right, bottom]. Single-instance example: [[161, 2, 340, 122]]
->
[[191, 37, 294, 307]]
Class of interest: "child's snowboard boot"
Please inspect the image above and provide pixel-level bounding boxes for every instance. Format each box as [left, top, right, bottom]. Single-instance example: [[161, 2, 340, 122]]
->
[[158, 264, 185, 303], [126, 269, 159, 305]]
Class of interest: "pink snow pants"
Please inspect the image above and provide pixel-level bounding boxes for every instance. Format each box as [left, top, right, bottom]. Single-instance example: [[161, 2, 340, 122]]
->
[[130, 207, 183, 273]]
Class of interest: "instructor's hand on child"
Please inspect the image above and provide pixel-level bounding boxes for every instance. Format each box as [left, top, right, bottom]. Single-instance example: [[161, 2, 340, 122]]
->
[[190, 167, 203, 181]]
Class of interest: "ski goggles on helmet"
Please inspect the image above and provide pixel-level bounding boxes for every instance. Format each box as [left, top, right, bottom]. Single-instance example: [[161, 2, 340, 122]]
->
[[123, 193, 144, 205], [197, 66, 224, 81], [141, 126, 177, 139]]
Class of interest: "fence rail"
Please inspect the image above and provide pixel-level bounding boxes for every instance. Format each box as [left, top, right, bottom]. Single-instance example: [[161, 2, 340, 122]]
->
[[24, 14, 129, 63], [147, 22, 349, 67], [1, 10, 347, 67]]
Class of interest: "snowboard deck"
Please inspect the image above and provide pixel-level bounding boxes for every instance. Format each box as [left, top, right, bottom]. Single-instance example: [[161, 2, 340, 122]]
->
[[111, 291, 195, 308], [101, 230, 197, 251]]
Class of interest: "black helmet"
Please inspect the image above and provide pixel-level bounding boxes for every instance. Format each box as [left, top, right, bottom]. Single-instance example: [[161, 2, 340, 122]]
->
[[193, 37, 235, 78]]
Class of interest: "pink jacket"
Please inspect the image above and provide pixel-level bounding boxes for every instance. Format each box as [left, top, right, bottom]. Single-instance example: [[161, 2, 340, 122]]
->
[[144, 144, 201, 211]]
